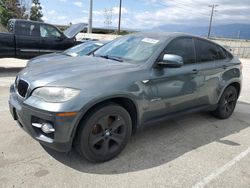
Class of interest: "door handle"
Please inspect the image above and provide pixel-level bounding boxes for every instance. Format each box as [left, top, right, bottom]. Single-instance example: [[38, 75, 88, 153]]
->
[[192, 69, 199, 74], [222, 65, 228, 69]]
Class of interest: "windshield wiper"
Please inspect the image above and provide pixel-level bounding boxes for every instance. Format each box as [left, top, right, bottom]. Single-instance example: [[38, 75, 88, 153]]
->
[[94, 54, 123, 62]]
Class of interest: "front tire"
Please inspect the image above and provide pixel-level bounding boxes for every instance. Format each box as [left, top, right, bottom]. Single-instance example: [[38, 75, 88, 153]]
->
[[211, 86, 238, 119], [76, 104, 132, 162]]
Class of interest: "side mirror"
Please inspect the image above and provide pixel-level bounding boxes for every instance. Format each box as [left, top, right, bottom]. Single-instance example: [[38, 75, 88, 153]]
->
[[158, 54, 184, 68], [57, 35, 64, 41]]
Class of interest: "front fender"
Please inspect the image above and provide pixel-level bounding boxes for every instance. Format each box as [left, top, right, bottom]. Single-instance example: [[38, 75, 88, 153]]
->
[[69, 93, 141, 144]]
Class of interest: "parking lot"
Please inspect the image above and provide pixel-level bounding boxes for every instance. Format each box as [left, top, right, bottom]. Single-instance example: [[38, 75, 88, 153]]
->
[[0, 59, 250, 188]]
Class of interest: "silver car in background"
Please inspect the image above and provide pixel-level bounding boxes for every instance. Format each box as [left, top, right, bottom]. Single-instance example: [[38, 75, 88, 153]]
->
[[27, 41, 108, 67]]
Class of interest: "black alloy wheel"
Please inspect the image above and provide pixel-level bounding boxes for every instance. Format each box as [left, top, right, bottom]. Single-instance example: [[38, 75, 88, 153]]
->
[[76, 104, 132, 162], [211, 86, 238, 119]]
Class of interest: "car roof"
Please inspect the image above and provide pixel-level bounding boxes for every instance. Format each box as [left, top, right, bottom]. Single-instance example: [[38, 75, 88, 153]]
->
[[132, 32, 226, 48], [132, 32, 204, 39], [9, 19, 59, 29], [10, 19, 48, 25]]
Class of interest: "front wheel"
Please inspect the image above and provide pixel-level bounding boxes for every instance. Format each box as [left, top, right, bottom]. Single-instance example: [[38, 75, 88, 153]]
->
[[75, 104, 132, 162], [211, 86, 238, 119]]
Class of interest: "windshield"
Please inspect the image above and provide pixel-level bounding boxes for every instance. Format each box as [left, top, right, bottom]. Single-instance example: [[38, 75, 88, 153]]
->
[[94, 35, 163, 62], [63, 42, 103, 57]]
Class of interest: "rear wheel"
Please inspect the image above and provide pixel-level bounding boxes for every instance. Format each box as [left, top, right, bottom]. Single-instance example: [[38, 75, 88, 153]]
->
[[76, 104, 132, 162], [211, 86, 238, 119]]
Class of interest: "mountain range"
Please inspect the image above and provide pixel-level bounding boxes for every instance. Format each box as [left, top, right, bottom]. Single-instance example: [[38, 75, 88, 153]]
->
[[149, 23, 250, 40]]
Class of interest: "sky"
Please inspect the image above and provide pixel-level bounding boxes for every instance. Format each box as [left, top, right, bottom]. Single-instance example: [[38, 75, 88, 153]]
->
[[39, 0, 250, 29]]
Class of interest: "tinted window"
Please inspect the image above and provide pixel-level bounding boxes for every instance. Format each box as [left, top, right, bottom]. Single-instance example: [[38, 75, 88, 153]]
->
[[226, 50, 233, 59], [40, 25, 61, 38], [195, 39, 219, 62], [16, 22, 39, 37], [217, 45, 227, 60], [165, 38, 196, 64]]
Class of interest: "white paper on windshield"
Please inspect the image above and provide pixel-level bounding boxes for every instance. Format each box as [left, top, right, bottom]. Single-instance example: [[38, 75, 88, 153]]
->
[[69, 52, 78, 57], [95, 43, 103, 46], [142, 38, 159, 44]]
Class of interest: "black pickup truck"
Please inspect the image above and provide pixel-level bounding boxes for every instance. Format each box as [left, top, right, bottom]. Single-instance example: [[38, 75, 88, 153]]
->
[[0, 19, 87, 59]]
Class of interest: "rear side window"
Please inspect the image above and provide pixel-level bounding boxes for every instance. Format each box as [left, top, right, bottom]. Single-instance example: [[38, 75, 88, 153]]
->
[[195, 39, 219, 62], [165, 38, 196, 64], [16, 22, 40, 37], [217, 45, 227, 60], [7, 20, 14, 33]]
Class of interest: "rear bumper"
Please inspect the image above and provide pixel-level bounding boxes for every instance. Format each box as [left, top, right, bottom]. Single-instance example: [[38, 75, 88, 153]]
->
[[8, 90, 80, 152]]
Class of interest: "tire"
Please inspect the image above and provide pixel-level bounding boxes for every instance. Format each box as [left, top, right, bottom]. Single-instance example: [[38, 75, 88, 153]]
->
[[75, 104, 132, 162], [211, 86, 238, 119]]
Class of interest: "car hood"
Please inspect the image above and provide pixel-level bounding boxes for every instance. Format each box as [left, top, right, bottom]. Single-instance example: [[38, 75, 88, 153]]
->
[[19, 56, 139, 88], [27, 53, 69, 66], [63, 23, 88, 38]]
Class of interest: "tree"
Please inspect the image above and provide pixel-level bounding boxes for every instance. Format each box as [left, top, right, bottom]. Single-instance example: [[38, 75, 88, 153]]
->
[[0, 0, 28, 26], [29, 0, 43, 21]]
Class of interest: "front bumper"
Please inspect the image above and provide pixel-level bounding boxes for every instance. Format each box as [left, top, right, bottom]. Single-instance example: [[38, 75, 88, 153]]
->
[[8, 88, 80, 152]]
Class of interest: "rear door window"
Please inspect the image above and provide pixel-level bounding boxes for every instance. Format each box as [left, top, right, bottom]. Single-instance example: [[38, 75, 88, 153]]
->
[[165, 37, 196, 64], [195, 39, 218, 63], [16, 22, 40, 37]]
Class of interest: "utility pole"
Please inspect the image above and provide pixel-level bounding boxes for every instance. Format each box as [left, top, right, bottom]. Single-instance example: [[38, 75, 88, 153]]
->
[[208, 4, 218, 38], [118, 0, 122, 35], [237, 30, 241, 39], [88, 0, 93, 33]]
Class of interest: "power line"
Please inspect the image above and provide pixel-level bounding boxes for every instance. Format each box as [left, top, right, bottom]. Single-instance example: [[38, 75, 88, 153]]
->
[[169, 0, 210, 11], [158, 0, 211, 12], [155, 0, 211, 16]]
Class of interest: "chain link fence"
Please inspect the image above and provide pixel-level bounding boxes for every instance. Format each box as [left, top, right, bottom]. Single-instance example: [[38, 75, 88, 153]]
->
[[230, 47, 250, 58], [212, 38, 250, 59]]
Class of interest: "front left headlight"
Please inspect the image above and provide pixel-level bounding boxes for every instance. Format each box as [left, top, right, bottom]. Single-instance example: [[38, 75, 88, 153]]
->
[[32, 87, 80, 103]]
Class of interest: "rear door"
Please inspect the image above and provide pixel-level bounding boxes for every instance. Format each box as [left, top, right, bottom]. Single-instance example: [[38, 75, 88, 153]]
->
[[39, 24, 73, 55], [15, 21, 40, 58], [194, 38, 228, 106]]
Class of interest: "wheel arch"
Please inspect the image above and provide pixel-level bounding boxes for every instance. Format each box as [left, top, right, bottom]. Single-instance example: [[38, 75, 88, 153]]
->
[[71, 95, 139, 146], [217, 81, 241, 103]]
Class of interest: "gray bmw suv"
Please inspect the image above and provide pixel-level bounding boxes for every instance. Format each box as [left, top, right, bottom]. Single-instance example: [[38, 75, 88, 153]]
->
[[9, 32, 242, 162]]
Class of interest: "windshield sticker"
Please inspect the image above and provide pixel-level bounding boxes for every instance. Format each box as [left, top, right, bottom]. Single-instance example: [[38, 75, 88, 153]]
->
[[95, 43, 103, 46], [142, 38, 159, 44], [69, 52, 78, 57]]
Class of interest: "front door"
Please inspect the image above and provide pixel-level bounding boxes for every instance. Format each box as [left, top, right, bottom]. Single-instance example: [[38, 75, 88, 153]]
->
[[144, 37, 201, 122], [39, 24, 72, 55]]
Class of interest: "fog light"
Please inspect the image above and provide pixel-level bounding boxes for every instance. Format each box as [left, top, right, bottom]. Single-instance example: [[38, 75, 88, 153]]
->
[[41, 123, 55, 134]]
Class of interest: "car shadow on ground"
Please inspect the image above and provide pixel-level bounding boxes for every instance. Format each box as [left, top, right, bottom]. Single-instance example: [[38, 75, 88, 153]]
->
[[43, 101, 250, 175]]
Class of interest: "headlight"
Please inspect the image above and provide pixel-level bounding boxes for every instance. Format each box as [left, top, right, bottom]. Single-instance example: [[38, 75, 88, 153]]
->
[[32, 87, 80, 103]]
